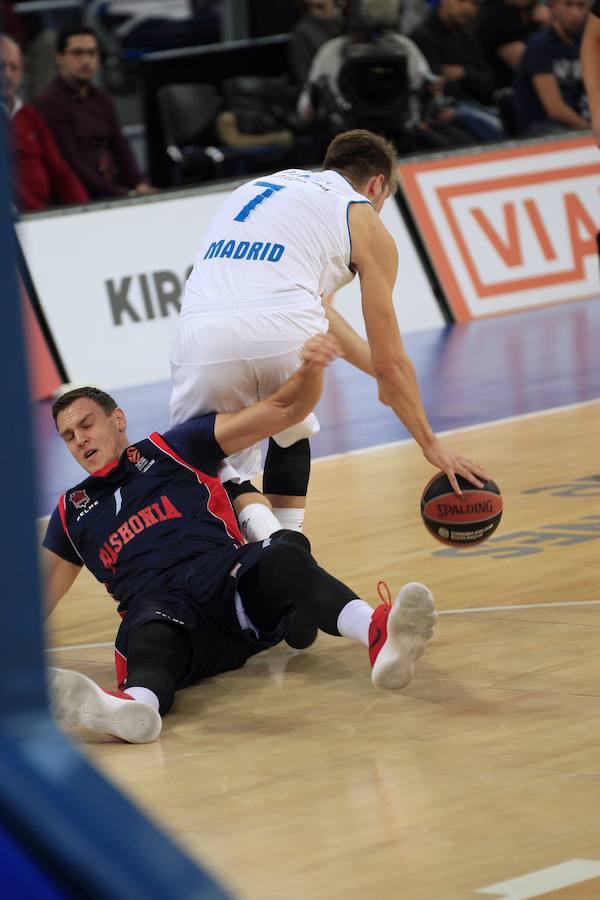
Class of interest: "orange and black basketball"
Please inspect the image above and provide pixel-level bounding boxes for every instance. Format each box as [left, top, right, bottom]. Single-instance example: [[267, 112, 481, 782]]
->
[[420, 473, 502, 547]]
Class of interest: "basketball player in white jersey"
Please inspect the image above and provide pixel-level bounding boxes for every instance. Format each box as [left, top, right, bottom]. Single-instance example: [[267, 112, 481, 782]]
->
[[169, 129, 488, 543]]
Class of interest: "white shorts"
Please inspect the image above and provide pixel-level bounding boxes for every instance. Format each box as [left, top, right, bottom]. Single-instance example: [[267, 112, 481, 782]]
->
[[169, 303, 328, 482]]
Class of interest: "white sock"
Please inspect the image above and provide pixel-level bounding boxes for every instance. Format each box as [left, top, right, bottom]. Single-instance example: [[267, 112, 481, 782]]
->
[[124, 686, 160, 711], [237, 503, 281, 542], [336, 598, 373, 646], [272, 507, 305, 532]]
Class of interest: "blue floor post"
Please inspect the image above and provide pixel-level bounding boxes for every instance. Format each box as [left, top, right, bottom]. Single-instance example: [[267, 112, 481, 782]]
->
[[0, 27, 230, 900]]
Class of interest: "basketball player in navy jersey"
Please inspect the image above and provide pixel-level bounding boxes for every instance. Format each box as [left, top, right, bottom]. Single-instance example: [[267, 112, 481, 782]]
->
[[43, 333, 437, 744], [169, 129, 489, 546]]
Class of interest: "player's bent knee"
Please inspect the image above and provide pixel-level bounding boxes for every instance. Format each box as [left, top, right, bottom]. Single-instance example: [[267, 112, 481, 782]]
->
[[269, 528, 311, 553], [263, 438, 311, 497]]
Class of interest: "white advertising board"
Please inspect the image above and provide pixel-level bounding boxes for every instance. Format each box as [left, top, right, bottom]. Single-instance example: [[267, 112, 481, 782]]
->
[[399, 136, 600, 321], [18, 183, 442, 390]]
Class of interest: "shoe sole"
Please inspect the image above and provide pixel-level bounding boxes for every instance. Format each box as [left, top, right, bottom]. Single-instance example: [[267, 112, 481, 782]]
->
[[48, 668, 162, 743], [371, 582, 437, 691]]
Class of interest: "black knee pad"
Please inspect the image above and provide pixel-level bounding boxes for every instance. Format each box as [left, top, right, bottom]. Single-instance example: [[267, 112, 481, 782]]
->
[[263, 438, 311, 497]]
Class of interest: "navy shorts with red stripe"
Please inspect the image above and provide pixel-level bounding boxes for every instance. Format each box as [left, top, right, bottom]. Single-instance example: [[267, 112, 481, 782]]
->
[[114, 540, 293, 689]]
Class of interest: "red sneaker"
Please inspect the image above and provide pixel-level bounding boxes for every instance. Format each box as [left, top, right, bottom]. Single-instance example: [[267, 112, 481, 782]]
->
[[48, 668, 162, 743], [369, 581, 436, 690]]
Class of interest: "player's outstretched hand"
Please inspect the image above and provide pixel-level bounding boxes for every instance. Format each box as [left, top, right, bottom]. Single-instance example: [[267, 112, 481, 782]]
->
[[300, 333, 343, 369], [423, 438, 490, 496]]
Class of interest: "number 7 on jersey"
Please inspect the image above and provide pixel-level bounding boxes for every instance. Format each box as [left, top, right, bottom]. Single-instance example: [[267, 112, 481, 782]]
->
[[234, 181, 286, 223]]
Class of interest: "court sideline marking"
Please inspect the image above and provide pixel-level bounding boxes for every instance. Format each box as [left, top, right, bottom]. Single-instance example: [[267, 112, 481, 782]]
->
[[46, 598, 600, 653], [312, 397, 600, 464]]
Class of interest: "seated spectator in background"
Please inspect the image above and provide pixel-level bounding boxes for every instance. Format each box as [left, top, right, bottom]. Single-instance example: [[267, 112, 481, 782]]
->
[[478, 0, 550, 87], [298, 0, 473, 152], [35, 26, 154, 200], [101, 0, 220, 52], [290, 0, 345, 85], [250, 0, 303, 38], [0, 35, 88, 212], [513, 0, 590, 134], [2, 2, 29, 50], [411, 0, 505, 140]]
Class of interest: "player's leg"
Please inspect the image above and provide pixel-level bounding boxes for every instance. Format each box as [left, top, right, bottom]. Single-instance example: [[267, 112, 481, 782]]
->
[[256, 344, 322, 533], [263, 437, 311, 533], [245, 303, 326, 534], [238, 541, 437, 690], [48, 620, 191, 743], [224, 478, 281, 542]]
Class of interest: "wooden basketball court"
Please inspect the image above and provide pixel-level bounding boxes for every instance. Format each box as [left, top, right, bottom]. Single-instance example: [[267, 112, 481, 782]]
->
[[45, 400, 600, 899]]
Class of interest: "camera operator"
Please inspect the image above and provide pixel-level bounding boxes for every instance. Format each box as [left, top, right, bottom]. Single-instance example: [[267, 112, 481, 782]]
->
[[297, 0, 473, 151]]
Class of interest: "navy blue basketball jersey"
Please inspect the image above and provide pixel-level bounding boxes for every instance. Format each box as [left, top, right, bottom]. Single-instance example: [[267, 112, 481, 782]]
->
[[43, 415, 244, 612]]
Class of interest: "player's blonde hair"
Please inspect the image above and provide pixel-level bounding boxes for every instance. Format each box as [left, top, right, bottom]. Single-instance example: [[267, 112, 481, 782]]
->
[[323, 129, 399, 194]]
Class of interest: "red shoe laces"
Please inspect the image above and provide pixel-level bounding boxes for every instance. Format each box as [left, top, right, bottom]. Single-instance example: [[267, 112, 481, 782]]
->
[[377, 580, 392, 607]]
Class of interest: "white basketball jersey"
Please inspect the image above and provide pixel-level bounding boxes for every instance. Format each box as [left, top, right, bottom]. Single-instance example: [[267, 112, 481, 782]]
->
[[182, 169, 370, 315]]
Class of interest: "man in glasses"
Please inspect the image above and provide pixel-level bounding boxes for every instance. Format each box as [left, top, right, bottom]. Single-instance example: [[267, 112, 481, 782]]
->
[[35, 26, 154, 199]]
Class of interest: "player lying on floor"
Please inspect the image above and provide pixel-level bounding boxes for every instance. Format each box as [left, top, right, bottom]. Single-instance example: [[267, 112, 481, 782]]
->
[[43, 333, 436, 744]]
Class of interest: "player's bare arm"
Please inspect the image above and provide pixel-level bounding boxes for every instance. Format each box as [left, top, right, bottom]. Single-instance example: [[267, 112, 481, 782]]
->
[[42, 546, 81, 617], [324, 304, 375, 377], [349, 202, 489, 493], [582, 12, 600, 146], [214, 333, 342, 456]]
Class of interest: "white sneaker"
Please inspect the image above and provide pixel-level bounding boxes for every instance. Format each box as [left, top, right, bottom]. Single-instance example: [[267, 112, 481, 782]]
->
[[47, 667, 162, 743], [369, 582, 437, 690]]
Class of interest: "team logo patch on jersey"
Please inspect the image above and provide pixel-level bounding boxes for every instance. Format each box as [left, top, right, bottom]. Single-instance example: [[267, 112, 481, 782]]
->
[[127, 444, 155, 474], [68, 489, 91, 509]]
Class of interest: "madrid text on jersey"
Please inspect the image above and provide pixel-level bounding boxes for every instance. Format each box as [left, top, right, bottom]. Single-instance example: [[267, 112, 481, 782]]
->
[[203, 239, 286, 262]]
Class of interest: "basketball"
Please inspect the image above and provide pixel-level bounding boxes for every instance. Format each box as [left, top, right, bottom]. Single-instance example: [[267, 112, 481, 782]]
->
[[420, 473, 502, 547]]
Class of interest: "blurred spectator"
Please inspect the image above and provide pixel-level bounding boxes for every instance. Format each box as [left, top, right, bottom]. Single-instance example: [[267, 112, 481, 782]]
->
[[250, 0, 303, 37], [100, 1, 220, 52], [478, 0, 550, 87], [411, 0, 505, 140], [581, 0, 600, 146], [35, 26, 154, 200], [290, 0, 345, 84], [514, 0, 590, 134], [0, 34, 88, 211], [298, 0, 474, 151], [2, 2, 29, 49], [3, 0, 84, 100], [401, 0, 431, 34]]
